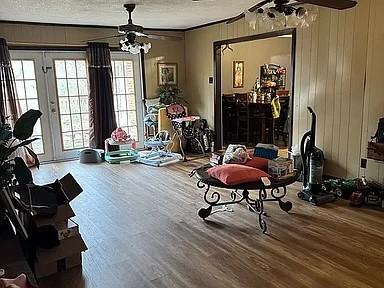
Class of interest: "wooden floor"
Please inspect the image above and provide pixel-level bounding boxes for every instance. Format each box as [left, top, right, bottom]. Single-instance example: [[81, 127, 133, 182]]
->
[[32, 159, 384, 288]]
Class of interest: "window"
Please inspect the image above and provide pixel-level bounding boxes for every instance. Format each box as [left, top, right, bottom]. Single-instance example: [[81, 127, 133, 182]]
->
[[111, 60, 138, 141], [11, 60, 44, 154], [53, 60, 89, 150]]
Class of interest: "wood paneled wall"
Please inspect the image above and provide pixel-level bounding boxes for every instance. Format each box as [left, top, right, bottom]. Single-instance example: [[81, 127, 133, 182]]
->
[[185, 0, 384, 182], [360, 0, 384, 181], [0, 22, 185, 100]]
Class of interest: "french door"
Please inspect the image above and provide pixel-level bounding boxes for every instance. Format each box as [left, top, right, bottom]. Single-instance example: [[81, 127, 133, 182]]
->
[[10, 50, 144, 162]]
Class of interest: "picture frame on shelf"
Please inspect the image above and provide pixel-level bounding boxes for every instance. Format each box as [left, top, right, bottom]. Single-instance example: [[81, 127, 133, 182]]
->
[[233, 61, 244, 88], [158, 63, 178, 85]]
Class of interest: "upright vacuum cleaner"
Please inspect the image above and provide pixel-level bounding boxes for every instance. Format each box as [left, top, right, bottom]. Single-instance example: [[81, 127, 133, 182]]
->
[[297, 107, 336, 205]]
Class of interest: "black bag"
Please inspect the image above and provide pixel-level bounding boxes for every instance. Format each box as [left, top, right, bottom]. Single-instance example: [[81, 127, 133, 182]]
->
[[372, 118, 384, 143]]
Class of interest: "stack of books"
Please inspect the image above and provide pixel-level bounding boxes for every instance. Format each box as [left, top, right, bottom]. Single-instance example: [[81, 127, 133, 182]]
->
[[210, 153, 221, 166]]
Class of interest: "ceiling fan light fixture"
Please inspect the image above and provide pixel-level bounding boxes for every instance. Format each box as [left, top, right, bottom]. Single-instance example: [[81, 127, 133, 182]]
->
[[120, 38, 151, 54], [244, 3, 319, 31], [284, 6, 294, 16], [295, 7, 308, 19]]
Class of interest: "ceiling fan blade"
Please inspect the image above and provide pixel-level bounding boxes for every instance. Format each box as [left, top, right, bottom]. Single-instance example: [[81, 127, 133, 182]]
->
[[144, 34, 182, 41], [292, 0, 357, 10], [226, 0, 273, 24], [249, 0, 273, 12], [85, 34, 122, 42], [135, 31, 148, 37]]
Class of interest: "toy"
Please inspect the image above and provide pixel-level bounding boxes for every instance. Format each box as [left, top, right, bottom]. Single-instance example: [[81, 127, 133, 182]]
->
[[323, 178, 356, 199], [111, 127, 128, 142], [254, 143, 278, 160], [350, 178, 369, 207], [365, 181, 384, 208], [104, 134, 138, 164], [138, 131, 182, 167], [268, 157, 293, 178]]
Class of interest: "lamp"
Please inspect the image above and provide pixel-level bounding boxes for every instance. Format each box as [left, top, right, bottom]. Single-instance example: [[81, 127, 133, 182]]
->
[[120, 39, 151, 54], [245, 4, 318, 31], [119, 32, 151, 54]]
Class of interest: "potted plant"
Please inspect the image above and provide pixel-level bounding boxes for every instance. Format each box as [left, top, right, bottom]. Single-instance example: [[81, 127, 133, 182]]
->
[[0, 110, 42, 226], [157, 84, 183, 105]]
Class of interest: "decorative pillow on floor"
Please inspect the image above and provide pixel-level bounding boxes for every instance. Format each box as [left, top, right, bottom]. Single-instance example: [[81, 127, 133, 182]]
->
[[207, 164, 270, 185], [0, 273, 30, 288], [244, 156, 269, 172]]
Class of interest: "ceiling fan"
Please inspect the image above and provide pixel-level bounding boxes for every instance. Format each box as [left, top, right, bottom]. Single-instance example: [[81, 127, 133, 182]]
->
[[87, 4, 181, 43], [226, 0, 357, 24]]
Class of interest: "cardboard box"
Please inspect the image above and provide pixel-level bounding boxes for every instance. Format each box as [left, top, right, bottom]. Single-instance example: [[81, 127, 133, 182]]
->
[[59, 173, 83, 202], [34, 204, 75, 227], [34, 252, 83, 279], [34, 261, 57, 279], [56, 219, 79, 241], [32, 173, 82, 227], [35, 234, 87, 265], [34, 235, 87, 278], [65, 253, 82, 269], [268, 157, 293, 178]]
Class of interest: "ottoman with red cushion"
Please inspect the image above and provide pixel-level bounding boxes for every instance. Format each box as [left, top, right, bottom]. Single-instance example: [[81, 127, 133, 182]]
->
[[190, 163, 299, 233]]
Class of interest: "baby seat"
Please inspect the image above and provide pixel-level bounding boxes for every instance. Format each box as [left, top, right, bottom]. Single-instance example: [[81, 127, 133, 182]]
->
[[138, 130, 182, 167]]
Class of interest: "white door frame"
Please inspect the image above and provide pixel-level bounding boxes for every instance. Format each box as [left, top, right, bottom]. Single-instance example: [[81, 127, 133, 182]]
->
[[9, 50, 54, 162], [44, 51, 88, 160], [110, 52, 145, 148]]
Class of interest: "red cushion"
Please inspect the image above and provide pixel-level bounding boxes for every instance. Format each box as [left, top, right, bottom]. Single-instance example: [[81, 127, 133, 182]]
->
[[207, 164, 270, 185], [244, 156, 269, 172]]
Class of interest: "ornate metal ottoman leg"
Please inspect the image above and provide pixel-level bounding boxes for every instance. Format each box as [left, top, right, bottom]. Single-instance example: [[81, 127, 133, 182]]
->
[[198, 206, 212, 219], [271, 186, 293, 213], [257, 188, 268, 233]]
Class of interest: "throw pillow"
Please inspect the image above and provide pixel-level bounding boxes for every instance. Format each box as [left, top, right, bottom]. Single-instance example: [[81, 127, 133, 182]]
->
[[207, 164, 270, 185]]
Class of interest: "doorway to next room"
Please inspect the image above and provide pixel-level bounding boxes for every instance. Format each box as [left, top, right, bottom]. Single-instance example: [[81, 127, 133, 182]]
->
[[214, 29, 296, 151]]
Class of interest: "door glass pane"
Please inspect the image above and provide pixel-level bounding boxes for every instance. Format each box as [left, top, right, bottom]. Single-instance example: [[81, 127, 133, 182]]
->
[[23, 61, 35, 79], [12, 61, 23, 80], [62, 132, 74, 150], [25, 80, 38, 98], [78, 79, 88, 95], [65, 60, 77, 78], [57, 79, 69, 97], [55, 60, 66, 78], [76, 60, 87, 78], [54, 59, 89, 151], [112, 59, 139, 142], [59, 98, 70, 114], [11, 60, 45, 155]]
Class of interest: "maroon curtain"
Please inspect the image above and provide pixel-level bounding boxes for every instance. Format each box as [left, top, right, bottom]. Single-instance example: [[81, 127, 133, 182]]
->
[[0, 38, 20, 124], [86, 42, 117, 149]]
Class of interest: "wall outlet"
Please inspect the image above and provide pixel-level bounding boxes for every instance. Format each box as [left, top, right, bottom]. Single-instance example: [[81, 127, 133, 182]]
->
[[208, 76, 214, 84], [360, 158, 367, 169]]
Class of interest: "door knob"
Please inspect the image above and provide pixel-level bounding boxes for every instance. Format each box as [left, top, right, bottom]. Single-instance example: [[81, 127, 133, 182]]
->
[[51, 108, 56, 113]]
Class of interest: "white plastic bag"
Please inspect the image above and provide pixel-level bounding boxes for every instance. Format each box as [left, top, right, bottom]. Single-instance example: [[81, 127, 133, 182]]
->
[[223, 144, 250, 164]]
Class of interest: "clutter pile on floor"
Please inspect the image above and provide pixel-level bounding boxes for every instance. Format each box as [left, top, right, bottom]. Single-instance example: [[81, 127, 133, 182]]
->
[[81, 100, 214, 166]]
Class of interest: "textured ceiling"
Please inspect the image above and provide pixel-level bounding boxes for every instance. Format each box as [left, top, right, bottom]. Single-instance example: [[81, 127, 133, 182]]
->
[[0, 0, 264, 29]]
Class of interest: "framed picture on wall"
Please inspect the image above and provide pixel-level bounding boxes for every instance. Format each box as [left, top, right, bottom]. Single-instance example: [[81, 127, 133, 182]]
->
[[158, 63, 178, 85], [233, 61, 244, 88]]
